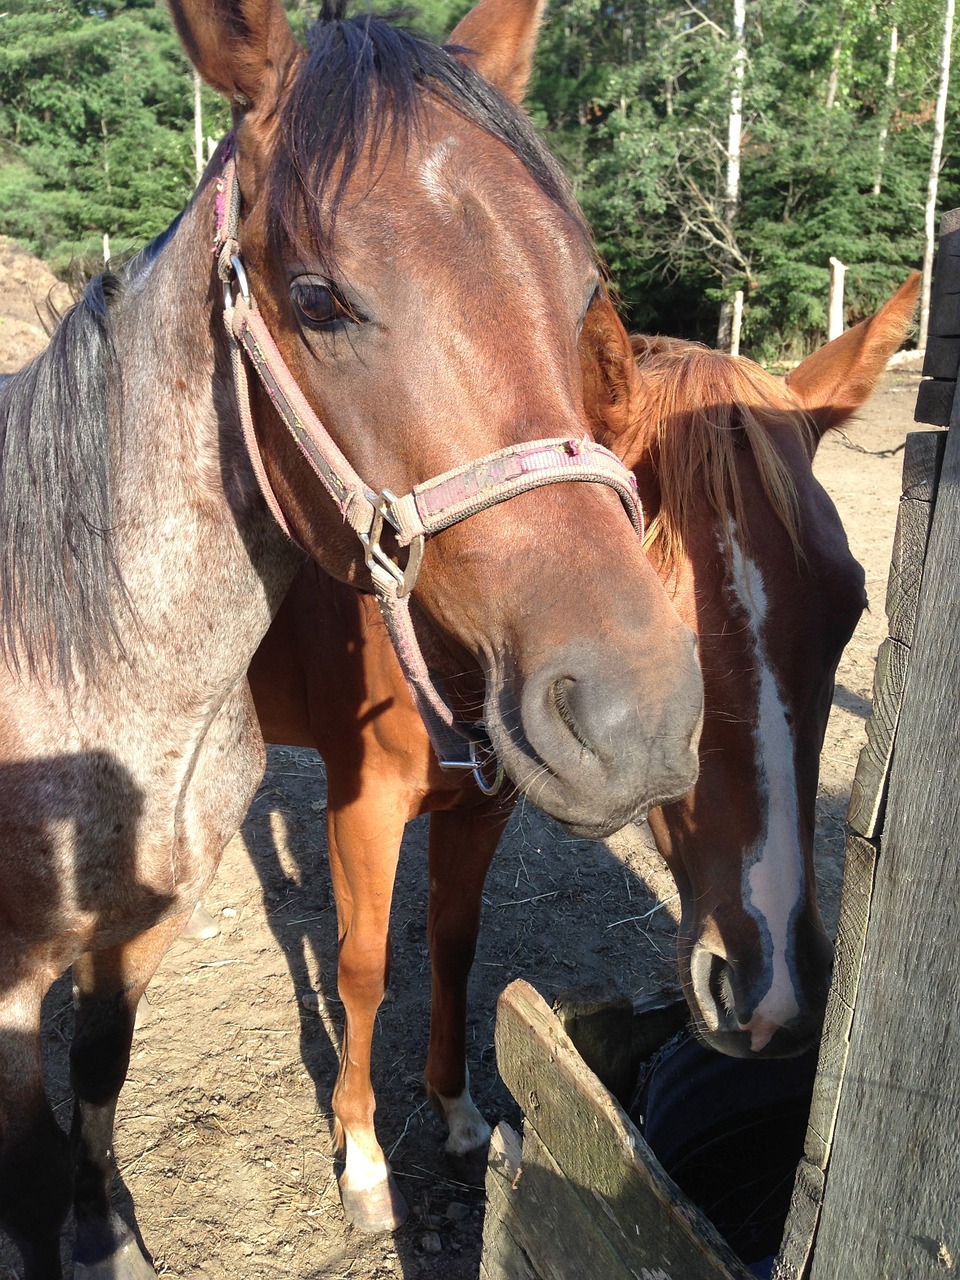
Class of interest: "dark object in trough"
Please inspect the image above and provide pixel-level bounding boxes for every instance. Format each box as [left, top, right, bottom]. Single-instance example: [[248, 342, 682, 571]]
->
[[630, 1028, 819, 1278]]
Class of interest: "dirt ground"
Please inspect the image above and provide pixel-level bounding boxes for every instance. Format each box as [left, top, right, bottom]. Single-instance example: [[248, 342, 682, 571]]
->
[[0, 249, 925, 1280]]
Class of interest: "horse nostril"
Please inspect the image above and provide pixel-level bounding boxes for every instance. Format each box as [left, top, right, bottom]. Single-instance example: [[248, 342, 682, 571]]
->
[[709, 953, 733, 1016], [549, 677, 596, 757]]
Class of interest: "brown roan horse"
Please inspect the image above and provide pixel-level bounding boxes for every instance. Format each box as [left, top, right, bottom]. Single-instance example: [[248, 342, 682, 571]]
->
[[0, 0, 703, 1276], [249, 272, 919, 1230]]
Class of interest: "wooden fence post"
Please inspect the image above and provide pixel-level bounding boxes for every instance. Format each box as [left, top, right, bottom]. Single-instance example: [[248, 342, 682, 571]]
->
[[777, 210, 960, 1279]]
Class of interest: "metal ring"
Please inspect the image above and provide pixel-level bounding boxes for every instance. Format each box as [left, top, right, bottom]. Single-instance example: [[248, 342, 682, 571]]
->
[[230, 254, 251, 304], [470, 737, 505, 796]]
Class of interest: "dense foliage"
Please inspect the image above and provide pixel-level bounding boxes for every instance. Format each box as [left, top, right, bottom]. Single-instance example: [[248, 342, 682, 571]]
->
[[0, 0, 954, 355]]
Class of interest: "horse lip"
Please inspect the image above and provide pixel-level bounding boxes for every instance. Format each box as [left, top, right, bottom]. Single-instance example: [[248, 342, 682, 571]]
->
[[693, 1019, 819, 1060]]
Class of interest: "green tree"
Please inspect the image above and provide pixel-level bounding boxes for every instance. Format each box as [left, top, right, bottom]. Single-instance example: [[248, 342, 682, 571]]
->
[[0, 0, 229, 273], [527, 0, 949, 357]]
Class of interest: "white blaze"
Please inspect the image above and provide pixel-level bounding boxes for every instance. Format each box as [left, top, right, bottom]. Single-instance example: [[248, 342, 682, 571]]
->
[[727, 530, 803, 1048]]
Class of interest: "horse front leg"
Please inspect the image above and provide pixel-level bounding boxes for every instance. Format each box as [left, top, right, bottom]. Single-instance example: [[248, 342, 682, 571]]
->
[[424, 801, 511, 1182], [326, 782, 409, 1233], [69, 911, 192, 1280], [0, 975, 73, 1280]]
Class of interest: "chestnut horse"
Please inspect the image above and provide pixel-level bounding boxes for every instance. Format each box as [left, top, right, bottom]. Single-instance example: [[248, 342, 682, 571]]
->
[[250, 272, 919, 1229], [0, 1, 704, 1275]]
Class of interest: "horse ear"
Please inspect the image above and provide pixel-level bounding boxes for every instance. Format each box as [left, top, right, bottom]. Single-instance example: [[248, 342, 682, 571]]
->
[[579, 290, 644, 449], [448, 0, 546, 103], [168, 0, 300, 108], [785, 271, 920, 441]]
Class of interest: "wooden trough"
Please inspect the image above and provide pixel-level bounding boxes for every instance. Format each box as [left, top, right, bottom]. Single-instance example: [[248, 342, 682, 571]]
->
[[481, 215, 960, 1280]]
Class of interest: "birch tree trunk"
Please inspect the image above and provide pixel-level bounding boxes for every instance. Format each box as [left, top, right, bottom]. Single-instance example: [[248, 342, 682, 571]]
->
[[919, 0, 955, 349], [872, 20, 899, 195], [716, 0, 746, 351], [193, 69, 203, 180], [824, 5, 848, 109]]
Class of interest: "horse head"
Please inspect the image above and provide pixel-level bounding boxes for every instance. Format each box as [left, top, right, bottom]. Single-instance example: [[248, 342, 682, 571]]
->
[[621, 274, 919, 1057], [168, 0, 703, 839]]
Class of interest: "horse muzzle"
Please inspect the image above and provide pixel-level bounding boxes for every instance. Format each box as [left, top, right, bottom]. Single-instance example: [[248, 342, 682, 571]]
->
[[684, 936, 831, 1060], [483, 633, 703, 838]]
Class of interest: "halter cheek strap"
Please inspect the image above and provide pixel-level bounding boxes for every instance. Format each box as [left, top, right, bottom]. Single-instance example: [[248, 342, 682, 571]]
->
[[214, 142, 644, 781]]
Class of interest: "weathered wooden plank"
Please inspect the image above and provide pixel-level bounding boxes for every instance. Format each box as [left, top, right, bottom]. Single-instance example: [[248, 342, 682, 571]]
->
[[846, 637, 909, 836], [929, 263, 960, 304], [886, 498, 933, 644], [921, 335, 960, 380], [802, 833, 879, 1168], [771, 1159, 824, 1280], [900, 430, 946, 501], [929, 214, 960, 305], [808, 376, 960, 1279], [495, 979, 753, 1280], [482, 1124, 539, 1280], [554, 984, 687, 1105], [501, 1124, 663, 1280], [774, 833, 879, 1274], [846, 432, 944, 836], [913, 377, 955, 425], [886, 435, 946, 640]]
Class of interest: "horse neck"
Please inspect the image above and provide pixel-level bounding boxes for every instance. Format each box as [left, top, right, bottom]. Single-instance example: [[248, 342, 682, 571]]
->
[[106, 176, 300, 674]]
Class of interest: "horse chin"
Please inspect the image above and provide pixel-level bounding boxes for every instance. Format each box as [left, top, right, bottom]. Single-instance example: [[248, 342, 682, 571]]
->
[[482, 704, 679, 840], [689, 1018, 822, 1061]]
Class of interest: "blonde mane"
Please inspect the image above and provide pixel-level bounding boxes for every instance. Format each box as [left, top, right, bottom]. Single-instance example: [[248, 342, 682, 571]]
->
[[630, 338, 814, 572]]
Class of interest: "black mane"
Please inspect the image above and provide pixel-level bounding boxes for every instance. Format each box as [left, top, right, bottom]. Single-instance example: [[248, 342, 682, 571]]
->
[[0, 275, 125, 682], [269, 0, 585, 267]]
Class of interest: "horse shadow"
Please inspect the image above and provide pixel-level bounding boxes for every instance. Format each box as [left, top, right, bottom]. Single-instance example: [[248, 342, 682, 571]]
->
[[832, 682, 871, 719], [0, 752, 173, 1279]]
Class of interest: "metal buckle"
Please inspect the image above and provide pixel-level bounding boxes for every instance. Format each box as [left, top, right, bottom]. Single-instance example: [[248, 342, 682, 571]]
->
[[360, 489, 424, 597]]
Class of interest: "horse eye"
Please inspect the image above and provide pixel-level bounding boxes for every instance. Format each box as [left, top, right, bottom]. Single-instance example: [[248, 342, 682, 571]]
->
[[291, 279, 354, 329]]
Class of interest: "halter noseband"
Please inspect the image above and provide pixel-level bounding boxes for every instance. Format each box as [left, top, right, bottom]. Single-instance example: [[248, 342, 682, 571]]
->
[[214, 142, 643, 788]]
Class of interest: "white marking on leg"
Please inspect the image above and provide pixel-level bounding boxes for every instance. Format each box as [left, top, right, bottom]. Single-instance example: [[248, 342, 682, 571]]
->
[[342, 1133, 392, 1193], [727, 530, 804, 1046], [436, 1070, 491, 1156]]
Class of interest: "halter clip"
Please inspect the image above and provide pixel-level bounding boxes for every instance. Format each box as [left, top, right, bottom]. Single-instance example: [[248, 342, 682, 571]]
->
[[359, 490, 425, 598]]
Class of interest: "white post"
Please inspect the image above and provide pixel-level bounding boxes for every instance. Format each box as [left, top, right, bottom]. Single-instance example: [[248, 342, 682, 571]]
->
[[828, 256, 846, 341], [103, 233, 111, 268], [716, 0, 747, 351], [730, 290, 744, 357], [920, 0, 955, 349]]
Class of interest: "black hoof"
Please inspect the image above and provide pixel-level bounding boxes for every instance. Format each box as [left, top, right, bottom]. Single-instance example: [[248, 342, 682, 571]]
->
[[74, 1212, 156, 1280], [446, 1141, 489, 1187]]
